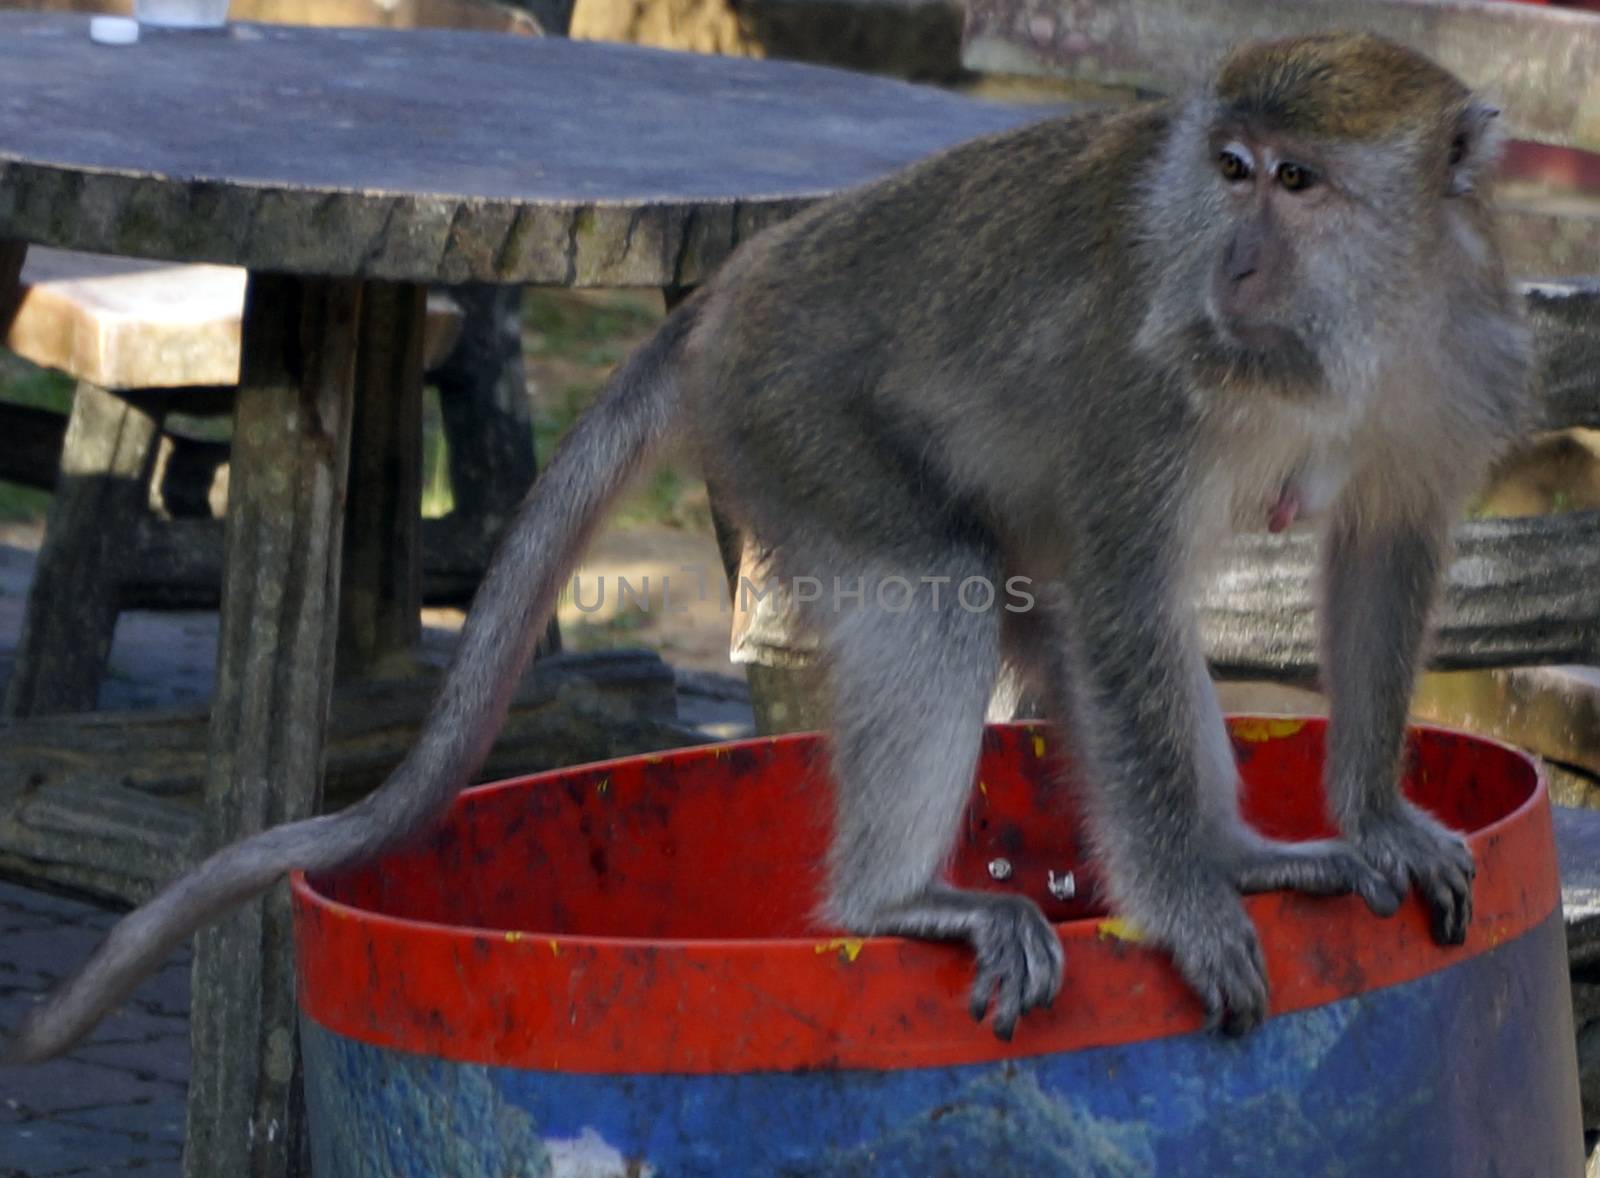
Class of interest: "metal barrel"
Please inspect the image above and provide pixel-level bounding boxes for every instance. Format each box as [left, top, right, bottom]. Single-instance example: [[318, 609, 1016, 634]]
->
[[293, 718, 1583, 1176]]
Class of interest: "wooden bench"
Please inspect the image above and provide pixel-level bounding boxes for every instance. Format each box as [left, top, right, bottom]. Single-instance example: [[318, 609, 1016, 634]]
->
[[0, 250, 473, 716]]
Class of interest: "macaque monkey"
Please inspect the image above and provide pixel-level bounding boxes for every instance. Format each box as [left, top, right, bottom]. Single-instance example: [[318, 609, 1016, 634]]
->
[[7, 31, 1532, 1060]]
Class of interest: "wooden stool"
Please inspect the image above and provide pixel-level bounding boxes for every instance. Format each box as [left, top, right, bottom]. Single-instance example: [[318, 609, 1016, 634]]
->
[[0, 248, 466, 716]]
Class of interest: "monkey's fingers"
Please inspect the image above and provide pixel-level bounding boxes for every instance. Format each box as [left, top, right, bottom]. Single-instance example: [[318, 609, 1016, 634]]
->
[[1166, 901, 1269, 1037], [1353, 872, 1404, 919], [1353, 801, 1476, 947], [964, 895, 1064, 1041], [1231, 837, 1402, 916]]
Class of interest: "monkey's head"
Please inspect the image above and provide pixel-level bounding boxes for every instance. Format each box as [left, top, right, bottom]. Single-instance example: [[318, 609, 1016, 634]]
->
[[1136, 31, 1508, 407]]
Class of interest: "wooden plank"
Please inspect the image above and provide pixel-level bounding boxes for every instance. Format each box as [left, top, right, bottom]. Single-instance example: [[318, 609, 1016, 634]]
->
[[184, 272, 361, 1178], [338, 281, 426, 679], [3, 248, 464, 390], [431, 281, 560, 650], [1528, 279, 1600, 430], [431, 284, 538, 536], [0, 783, 200, 903], [962, 0, 1600, 152], [1500, 203, 1600, 284], [1199, 512, 1600, 679], [119, 514, 501, 607], [0, 237, 25, 326]]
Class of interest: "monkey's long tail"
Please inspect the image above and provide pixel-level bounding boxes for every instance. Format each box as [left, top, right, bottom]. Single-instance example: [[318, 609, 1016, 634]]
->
[[5, 298, 701, 1066]]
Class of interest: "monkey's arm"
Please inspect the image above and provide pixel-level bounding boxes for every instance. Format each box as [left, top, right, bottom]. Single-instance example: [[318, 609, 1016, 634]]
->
[[1054, 475, 1281, 1032], [1319, 505, 1474, 945]]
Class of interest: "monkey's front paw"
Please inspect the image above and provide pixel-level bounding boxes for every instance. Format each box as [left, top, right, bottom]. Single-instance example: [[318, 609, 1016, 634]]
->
[[966, 894, 1064, 1041], [1352, 800, 1475, 945], [1163, 896, 1268, 1036]]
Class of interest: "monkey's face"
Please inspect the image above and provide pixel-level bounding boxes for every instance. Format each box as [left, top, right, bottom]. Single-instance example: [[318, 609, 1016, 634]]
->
[[1208, 131, 1332, 348], [1135, 32, 1509, 415], [1134, 120, 1363, 405]]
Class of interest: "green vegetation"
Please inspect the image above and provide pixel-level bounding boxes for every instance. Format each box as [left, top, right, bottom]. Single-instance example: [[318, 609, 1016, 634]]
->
[[521, 290, 707, 532], [0, 356, 72, 520]]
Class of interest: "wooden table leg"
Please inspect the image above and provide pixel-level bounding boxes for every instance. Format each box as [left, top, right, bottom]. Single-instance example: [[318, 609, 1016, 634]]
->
[[184, 273, 361, 1178], [4, 381, 163, 716], [338, 279, 425, 680], [433, 281, 560, 651], [0, 238, 25, 321]]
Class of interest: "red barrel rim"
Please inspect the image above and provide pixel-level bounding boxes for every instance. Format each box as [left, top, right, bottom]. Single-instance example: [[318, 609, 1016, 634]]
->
[[292, 717, 1553, 1073]]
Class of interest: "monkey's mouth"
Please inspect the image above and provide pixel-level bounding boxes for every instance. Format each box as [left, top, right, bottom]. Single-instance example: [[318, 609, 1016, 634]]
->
[[1218, 318, 1298, 353], [1180, 317, 1324, 395]]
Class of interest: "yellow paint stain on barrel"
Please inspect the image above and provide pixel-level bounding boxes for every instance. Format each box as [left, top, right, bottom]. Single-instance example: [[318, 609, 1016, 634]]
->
[[1231, 718, 1306, 743], [595, 777, 610, 795], [814, 937, 865, 963], [548, 940, 561, 956], [1033, 735, 1047, 758], [504, 931, 522, 944], [1097, 917, 1145, 943], [979, 781, 989, 795]]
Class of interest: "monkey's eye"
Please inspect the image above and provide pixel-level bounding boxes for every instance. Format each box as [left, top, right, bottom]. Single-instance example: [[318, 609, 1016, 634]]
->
[[1276, 162, 1318, 193], [1218, 149, 1251, 183], [1447, 133, 1468, 168]]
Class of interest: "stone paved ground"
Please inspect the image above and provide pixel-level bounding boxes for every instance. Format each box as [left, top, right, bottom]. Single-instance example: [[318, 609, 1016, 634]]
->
[[0, 532, 188, 1176], [0, 881, 188, 1177], [0, 534, 753, 1176]]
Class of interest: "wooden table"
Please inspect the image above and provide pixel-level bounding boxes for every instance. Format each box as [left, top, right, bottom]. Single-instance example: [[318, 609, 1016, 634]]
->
[[0, 14, 1043, 1176]]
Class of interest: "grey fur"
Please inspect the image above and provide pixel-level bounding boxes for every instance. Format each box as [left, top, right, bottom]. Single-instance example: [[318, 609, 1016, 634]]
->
[[7, 35, 1534, 1060]]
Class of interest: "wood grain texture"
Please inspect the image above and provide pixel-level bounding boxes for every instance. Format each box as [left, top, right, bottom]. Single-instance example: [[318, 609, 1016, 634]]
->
[[186, 272, 361, 1178], [2, 382, 164, 717], [2, 248, 464, 389], [1200, 512, 1600, 680], [338, 282, 426, 679], [0, 650, 693, 904], [963, 0, 1600, 152], [0, 14, 1044, 286]]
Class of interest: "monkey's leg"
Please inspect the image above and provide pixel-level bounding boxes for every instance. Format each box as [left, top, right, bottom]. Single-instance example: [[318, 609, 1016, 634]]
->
[[1167, 646, 1398, 909], [1320, 511, 1474, 946], [1050, 483, 1303, 1033], [821, 564, 1062, 1040]]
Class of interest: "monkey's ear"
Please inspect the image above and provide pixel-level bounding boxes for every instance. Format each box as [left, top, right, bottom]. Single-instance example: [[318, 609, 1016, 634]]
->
[[1446, 98, 1504, 197]]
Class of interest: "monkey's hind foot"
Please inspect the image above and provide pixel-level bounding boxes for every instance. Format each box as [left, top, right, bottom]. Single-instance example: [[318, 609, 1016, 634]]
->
[[1154, 883, 1270, 1036], [1351, 800, 1475, 945], [871, 888, 1063, 1041], [1230, 835, 1402, 917]]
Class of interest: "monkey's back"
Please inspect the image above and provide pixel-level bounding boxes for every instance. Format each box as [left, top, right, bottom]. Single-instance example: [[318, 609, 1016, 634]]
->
[[683, 103, 1176, 565]]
